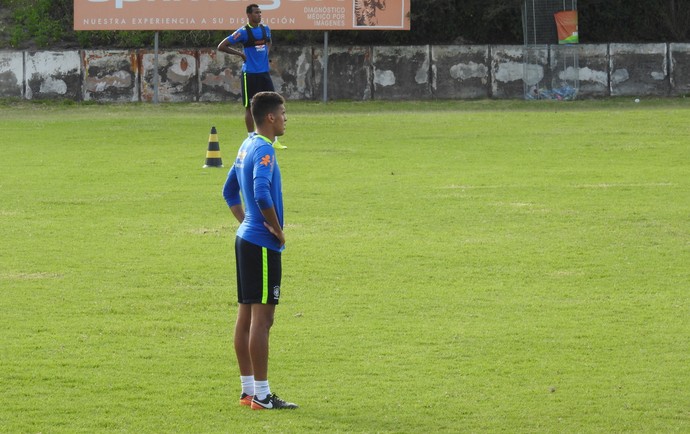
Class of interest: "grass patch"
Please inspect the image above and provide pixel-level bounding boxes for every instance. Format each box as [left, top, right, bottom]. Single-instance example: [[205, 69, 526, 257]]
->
[[1, 99, 689, 432]]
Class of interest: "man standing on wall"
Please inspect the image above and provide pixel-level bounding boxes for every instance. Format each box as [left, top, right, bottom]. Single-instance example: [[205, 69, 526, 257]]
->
[[222, 91, 298, 411], [217, 4, 275, 136]]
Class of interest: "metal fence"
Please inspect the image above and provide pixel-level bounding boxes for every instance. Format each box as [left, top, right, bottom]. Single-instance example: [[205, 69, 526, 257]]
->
[[522, 0, 579, 100]]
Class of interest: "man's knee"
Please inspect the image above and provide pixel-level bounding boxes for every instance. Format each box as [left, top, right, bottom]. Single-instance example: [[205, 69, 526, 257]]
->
[[251, 305, 275, 329], [255, 313, 274, 330]]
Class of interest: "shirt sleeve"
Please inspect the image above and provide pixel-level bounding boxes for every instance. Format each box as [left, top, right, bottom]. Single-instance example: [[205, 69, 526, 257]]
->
[[253, 145, 276, 210], [231, 27, 245, 43], [223, 165, 242, 207]]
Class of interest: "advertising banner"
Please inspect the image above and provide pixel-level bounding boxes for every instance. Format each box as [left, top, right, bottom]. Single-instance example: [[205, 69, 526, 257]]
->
[[554, 10, 578, 44], [74, 0, 410, 31]]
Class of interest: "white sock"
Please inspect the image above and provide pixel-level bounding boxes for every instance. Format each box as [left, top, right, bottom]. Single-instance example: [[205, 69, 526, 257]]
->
[[248, 132, 253, 137], [240, 375, 255, 396], [254, 380, 271, 401]]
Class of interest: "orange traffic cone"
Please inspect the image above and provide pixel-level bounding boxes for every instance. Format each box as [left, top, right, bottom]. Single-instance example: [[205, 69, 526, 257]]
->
[[203, 126, 223, 168]]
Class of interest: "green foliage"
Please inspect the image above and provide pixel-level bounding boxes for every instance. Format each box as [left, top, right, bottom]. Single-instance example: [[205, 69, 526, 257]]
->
[[73, 30, 229, 50], [1, 0, 689, 49], [0, 99, 689, 432], [9, 0, 63, 48], [581, 0, 690, 42]]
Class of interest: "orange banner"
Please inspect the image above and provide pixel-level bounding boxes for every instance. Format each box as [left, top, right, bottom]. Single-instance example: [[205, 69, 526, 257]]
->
[[554, 10, 578, 44], [74, 0, 410, 31]]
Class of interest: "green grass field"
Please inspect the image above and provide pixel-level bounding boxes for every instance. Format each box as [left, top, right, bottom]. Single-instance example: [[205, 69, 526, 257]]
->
[[1, 99, 689, 433]]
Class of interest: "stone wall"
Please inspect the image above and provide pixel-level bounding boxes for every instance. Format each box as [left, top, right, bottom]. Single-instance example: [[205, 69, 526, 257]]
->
[[1, 43, 689, 102]]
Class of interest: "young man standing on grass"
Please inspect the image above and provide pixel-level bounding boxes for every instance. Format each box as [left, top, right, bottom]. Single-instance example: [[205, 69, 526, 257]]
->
[[217, 4, 275, 136], [222, 91, 298, 411]]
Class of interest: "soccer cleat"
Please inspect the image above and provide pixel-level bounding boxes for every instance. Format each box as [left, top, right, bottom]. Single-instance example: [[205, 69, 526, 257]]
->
[[251, 393, 299, 410], [239, 393, 253, 407]]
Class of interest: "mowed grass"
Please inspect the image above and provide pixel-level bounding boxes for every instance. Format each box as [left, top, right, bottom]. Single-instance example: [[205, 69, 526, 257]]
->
[[0, 99, 688, 433]]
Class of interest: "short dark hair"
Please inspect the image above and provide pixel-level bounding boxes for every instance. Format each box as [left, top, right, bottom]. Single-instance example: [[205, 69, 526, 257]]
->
[[251, 92, 285, 126], [246, 4, 259, 14]]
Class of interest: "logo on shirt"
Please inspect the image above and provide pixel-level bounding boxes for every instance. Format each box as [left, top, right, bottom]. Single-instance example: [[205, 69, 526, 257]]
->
[[260, 154, 272, 167], [235, 150, 247, 168]]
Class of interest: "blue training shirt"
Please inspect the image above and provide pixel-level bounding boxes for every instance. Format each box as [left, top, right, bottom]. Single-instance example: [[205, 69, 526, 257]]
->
[[228, 24, 271, 73], [223, 134, 284, 252]]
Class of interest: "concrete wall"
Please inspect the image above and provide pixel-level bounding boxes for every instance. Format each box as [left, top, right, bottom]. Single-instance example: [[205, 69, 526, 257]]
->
[[373, 46, 432, 100], [1, 43, 689, 102], [669, 43, 690, 96], [492, 45, 539, 99], [25, 51, 82, 100], [432, 45, 490, 99], [83, 50, 139, 102], [610, 43, 670, 97], [564, 44, 608, 97], [0, 51, 24, 98], [198, 48, 241, 102], [314, 46, 372, 100]]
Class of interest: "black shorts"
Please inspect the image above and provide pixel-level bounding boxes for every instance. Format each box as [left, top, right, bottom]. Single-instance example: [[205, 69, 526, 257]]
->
[[241, 72, 275, 108], [235, 236, 281, 305]]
